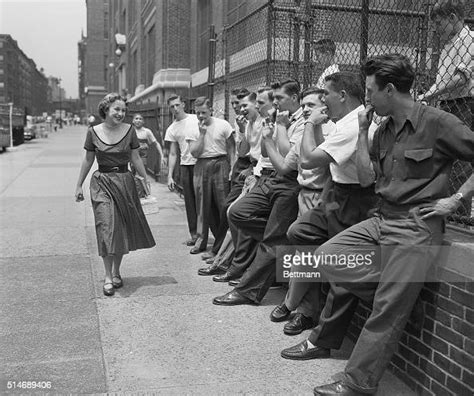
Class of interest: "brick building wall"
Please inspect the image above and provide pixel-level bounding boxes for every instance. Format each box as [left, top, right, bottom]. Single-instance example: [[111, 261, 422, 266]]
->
[[84, 0, 108, 115], [0, 34, 48, 116], [346, 241, 474, 396]]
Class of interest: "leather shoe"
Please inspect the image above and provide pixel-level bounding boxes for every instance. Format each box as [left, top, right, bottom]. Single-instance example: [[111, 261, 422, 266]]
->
[[212, 272, 238, 282], [201, 252, 215, 260], [313, 381, 365, 395], [270, 302, 291, 322], [213, 290, 257, 306], [197, 266, 224, 276], [185, 238, 197, 246], [284, 313, 314, 335], [228, 278, 241, 287], [281, 340, 330, 360], [190, 246, 206, 254]]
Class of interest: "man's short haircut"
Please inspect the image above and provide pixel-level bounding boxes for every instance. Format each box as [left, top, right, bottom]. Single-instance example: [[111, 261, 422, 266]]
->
[[98, 92, 127, 119], [167, 94, 183, 104], [362, 54, 415, 94], [231, 88, 244, 96], [300, 87, 326, 100], [272, 79, 300, 97], [313, 38, 337, 56], [431, 0, 465, 20], [324, 72, 364, 101], [237, 90, 256, 101], [257, 86, 274, 101], [194, 96, 212, 109]]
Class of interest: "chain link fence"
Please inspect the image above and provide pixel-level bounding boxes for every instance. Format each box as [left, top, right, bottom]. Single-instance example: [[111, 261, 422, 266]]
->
[[193, 0, 473, 230]]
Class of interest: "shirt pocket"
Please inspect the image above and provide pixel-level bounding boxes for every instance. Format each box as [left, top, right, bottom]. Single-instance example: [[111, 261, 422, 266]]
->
[[404, 148, 434, 179]]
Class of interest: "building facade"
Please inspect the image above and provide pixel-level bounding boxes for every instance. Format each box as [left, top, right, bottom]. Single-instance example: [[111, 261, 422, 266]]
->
[[0, 34, 48, 116], [82, 0, 109, 116]]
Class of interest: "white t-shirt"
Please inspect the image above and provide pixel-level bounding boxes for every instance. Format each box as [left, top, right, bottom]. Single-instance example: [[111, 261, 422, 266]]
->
[[196, 117, 234, 158], [317, 64, 340, 89], [135, 127, 157, 144], [319, 105, 376, 184], [246, 116, 264, 161], [256, 108, 305, 173], [284, 121, 336, 189], [164, 114, 200, 165]]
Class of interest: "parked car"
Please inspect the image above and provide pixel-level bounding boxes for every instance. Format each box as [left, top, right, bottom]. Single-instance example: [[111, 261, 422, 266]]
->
[[24, 124, 37, 140], [24, 117, 37, 140]]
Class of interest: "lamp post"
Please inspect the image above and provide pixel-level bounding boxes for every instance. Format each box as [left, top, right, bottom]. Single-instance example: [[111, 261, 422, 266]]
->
[[8, 102, 13, 147], [58, 78, 63, 129]]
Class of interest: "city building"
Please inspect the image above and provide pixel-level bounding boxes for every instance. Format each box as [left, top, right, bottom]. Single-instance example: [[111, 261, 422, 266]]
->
[[82, 0, 109, 117], [0, 34, 48, 116]]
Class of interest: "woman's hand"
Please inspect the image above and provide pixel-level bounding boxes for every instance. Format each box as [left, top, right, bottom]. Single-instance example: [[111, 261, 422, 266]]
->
[[75, 186, 84, 202]]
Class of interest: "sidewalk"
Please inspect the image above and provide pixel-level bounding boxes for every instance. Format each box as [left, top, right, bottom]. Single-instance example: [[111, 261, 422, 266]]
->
[[0, 126, 415, 394]]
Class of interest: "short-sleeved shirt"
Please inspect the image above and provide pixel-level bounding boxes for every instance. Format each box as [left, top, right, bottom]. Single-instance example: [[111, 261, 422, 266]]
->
[[84, 124, 139, 167], [246, 116, 264, 161], [256, 107, 305, 171], [370, 102, 474, 205], [284, 121, 336, 189], [317, 64, 340, 89], [164, 114, 200, 165], [436, 26, 473, 100], [194, 117, 233, 158], [318, 105, 367, 184]]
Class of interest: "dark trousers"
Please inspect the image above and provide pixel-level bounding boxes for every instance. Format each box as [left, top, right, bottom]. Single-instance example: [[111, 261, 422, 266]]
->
[[286, 183, 378, 318], [226, 173, 273, 277], [193, 156, 230, 250], [210, 156, 252, 254], [180, 165, 197, 238], [230, 171, 301, 302], [311, 208, 444, 394]]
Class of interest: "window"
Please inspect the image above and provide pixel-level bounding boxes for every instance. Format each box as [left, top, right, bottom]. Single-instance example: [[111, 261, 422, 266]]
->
[[197, 0, 211, 70], [146, 25, 156, 85], [131, 50, 138, 91], [227, 0, 247, 25]]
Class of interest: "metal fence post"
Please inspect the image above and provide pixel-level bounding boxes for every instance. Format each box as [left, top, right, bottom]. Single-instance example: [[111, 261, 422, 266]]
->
[[266, 1, 274, 85], [302, 0, 313, 88], [292, 13, 301, 80], [208, 24, 217, 105], [223, 27, 230, 120], [360, 0, 370, 84]]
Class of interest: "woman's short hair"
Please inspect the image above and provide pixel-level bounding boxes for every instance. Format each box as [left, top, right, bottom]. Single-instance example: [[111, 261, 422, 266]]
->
[[98, 93, 127, 119]]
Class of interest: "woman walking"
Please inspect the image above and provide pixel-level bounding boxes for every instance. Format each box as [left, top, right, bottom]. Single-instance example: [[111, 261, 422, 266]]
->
[[75, 93, 156, 296]]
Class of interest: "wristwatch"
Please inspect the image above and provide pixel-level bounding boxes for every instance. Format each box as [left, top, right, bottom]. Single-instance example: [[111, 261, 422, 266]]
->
[[453, 192, 466, 204]]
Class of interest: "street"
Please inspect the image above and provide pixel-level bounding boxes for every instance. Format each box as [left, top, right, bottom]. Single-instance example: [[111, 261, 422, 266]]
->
[[0, 125, 414, 395]]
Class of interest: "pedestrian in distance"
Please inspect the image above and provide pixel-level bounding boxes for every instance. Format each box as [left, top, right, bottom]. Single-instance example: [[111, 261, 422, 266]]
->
[[75, 93, 156, 296]]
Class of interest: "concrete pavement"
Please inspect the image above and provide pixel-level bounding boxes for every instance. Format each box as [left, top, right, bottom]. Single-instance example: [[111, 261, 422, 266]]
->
[[0, 125, 415, 395]]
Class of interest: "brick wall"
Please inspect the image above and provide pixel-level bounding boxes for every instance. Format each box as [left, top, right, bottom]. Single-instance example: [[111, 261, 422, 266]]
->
[[347, 233, 474, 396]]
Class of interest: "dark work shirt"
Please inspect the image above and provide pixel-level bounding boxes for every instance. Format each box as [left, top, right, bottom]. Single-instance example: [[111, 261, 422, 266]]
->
[[370, 103, 474, 205]]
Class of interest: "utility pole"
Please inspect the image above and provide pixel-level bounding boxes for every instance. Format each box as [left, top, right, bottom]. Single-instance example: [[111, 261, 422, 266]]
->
[[58, 78, 63, 129], [8, 102, 13, 147]]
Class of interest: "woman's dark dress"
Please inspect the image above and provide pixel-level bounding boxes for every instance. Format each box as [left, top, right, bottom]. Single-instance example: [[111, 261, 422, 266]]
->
[[84, 125, 156, 256]]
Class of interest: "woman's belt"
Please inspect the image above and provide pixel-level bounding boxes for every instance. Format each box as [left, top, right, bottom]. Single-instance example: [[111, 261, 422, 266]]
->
[[98, 165, 129, 173]]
